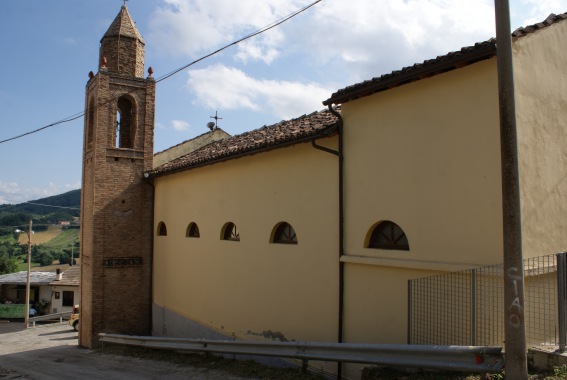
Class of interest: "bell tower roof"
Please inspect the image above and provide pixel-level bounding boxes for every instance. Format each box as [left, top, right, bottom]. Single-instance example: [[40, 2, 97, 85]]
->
[[99, 5, 145, 77], [102, 5, 144, 44]]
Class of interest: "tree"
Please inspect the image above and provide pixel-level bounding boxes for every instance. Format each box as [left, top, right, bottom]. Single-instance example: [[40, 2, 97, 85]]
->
[[0, 256, 18, 275], [59, 253, 76, 266], [36, 251, 54, 267]]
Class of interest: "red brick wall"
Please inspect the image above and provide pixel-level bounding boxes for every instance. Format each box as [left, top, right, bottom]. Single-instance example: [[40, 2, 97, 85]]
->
[[80, 65, 155, 348]]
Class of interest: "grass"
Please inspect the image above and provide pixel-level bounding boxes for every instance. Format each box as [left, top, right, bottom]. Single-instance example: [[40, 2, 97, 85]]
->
[[16, 260, 39, 271], [97, 345, 323, 379], [362, 366, 567, 379], [42, 228, 79, 249], [97, 345, 567, 380]]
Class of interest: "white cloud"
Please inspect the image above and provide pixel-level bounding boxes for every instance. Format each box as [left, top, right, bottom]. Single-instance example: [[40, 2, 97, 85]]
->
[[171, 119, 191, 131], [187, 64, 332, 120], [515, 0, 567, 25], [148, 0, 301, 62], [148, 0, 499, 80], [149, 0, 564, 128], [296, 0, 496, 80]]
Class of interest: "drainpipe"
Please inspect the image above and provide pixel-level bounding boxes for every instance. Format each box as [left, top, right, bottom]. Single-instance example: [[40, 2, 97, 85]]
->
[[312, 105, 344, 379], [331, 105, 344, 380]]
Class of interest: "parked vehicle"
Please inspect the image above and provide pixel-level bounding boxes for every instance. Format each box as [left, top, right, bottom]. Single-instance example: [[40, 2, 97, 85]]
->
[[69, 305, 79, 331]]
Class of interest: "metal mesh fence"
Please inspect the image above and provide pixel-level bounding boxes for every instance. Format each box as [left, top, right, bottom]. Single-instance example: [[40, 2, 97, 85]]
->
[[408, 253, 562, 348]]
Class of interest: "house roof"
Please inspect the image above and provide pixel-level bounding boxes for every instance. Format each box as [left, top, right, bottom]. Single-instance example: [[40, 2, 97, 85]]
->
[[148, 108, 340, 178], [323, 12, 567, 106], [0, 266, 80, 287], [50, 266, 80, 287], [153, 128, 231, 168], [0, 271, 57, 285], [102, 5, 144, 43]]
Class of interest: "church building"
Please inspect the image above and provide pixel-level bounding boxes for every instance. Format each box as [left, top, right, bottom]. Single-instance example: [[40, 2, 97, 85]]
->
[[80, 5, 567, 379]]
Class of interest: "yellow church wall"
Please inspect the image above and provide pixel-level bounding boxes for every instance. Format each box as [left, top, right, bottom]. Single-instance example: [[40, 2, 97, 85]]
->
[[342, 59, 503, 271], [514, 20, 567, 258], [341, 263, 442, 379], [153, 138, 340, 344], [338, 59, 503, 354], [342, 263, 439, 343]]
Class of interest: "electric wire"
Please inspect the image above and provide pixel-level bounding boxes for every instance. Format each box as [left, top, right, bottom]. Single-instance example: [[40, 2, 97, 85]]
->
[[0, 0, 324, 145]]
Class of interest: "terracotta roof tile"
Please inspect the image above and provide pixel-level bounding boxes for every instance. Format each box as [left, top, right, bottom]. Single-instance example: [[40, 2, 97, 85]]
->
[[324, 11, 567, 106], [103, 5, 144, 43], [149, 108, 339, 177], [511, 12, 567, 37]]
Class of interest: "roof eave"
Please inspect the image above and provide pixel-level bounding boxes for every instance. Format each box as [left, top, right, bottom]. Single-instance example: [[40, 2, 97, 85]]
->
[[323, 43, 496, 106], [147, 124, 339, 179]]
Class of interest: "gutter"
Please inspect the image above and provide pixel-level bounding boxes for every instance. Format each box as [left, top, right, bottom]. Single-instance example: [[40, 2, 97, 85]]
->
[[311, 105, 344, 380]]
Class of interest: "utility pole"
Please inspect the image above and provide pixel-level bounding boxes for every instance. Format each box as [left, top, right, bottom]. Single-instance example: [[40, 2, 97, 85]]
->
[[25, 219, 32, 328], [494, 0, 528, 378]]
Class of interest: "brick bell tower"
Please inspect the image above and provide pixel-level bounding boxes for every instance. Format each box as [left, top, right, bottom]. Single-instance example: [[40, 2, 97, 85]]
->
[[80, 4, 155, 348]]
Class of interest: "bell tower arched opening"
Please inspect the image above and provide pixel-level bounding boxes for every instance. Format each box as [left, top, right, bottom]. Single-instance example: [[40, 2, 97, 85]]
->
[[115, 95, 137, 149]]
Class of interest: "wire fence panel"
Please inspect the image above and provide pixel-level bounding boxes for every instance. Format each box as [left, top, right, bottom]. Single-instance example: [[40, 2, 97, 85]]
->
[[409, 253, 564, 348]]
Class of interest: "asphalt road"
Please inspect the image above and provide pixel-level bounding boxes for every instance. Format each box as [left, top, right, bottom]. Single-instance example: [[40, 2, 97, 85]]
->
[[0, 321, 249, 379]]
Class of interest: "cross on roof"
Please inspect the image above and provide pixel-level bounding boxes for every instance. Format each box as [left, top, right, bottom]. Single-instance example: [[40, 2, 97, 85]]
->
[[210, 111, 223, 128], [123, 0, 129, 6]]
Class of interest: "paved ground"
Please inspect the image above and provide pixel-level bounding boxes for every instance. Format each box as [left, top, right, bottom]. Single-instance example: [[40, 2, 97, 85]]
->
[[0, 321, 249, 379]]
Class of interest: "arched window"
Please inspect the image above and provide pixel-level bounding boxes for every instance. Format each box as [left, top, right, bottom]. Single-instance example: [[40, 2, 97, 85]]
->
[[186, 222, 200, 238], [271, 222, 298, 244], [157, 221, 167, 236], [367, 221, 409, 251], [221, 222, 240, 241], [116, 95, 136, 149]]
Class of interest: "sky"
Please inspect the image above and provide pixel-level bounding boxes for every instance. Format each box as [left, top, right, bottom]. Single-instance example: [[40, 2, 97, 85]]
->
[[0, 0, 566, 205]]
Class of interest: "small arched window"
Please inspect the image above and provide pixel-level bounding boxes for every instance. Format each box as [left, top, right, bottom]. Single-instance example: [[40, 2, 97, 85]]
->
[[222, 222, 240, 241], [157, 221, 167, 236], [367, 221, 409, 251], [272, 222, 298, 244], [186, 222, 200, 238], [116, 95, 136, 149]]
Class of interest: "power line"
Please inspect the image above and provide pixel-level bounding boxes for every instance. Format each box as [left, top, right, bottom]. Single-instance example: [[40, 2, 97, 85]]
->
[[0, 0, 324, 145], [155, 0, 323, 83]]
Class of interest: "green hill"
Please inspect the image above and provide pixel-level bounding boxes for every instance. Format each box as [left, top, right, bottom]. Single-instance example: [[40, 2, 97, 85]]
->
[[0, 189, 80, 232], [0, 190, 81, 274]]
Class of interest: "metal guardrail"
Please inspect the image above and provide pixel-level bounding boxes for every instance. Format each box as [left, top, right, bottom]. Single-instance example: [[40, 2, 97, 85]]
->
[[28, 311, 71, 327], [99, 333, 504, 373]]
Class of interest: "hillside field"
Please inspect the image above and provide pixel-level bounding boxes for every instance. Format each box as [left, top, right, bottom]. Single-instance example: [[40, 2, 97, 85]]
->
[[17, 225, 79, 246]]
